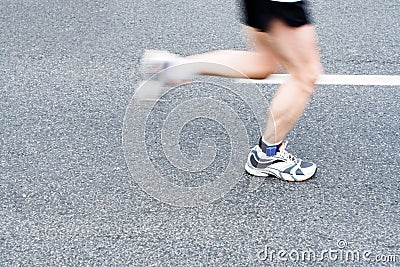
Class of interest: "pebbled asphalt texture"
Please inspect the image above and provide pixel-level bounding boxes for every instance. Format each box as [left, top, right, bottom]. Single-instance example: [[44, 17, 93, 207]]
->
[[1, 0, 399, 266]]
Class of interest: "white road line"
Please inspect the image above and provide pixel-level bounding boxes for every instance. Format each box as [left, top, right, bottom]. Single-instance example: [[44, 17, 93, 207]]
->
[[236, 74, 400, 86]]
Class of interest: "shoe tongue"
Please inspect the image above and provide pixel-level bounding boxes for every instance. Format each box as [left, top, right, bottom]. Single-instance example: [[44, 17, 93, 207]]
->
[[278, 141, 288, 152]]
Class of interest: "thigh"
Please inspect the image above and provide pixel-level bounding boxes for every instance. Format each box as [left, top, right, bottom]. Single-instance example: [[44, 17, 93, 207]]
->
[[265, 20, 322, 78], [244, 26, 281, 72]]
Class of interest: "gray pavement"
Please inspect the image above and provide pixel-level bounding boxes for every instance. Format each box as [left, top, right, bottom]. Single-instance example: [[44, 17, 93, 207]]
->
[[1, 0, 399, 266]]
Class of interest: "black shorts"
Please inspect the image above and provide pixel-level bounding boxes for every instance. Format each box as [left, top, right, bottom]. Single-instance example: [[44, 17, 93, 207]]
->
[[241, 0, 311, 32]]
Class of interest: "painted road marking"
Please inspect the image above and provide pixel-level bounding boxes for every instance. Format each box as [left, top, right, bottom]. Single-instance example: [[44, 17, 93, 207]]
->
[[236, 74, 400, 86]]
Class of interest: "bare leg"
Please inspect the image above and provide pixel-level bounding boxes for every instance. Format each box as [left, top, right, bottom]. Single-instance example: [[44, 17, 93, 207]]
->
[[185, 27, 280, 79], [185, 22, 322, 144], [262, 20, 323, 144]]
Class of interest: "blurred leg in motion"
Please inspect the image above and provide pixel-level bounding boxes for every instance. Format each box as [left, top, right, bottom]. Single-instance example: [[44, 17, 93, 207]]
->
[[138, 0, 323, 181]]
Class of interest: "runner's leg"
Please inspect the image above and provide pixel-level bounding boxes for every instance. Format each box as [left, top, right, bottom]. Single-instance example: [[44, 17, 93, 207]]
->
[[261, 20, 323, 144], [185, 27, 280, 79]]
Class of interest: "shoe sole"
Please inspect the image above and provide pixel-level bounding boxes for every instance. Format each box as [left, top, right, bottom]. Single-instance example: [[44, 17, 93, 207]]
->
[[245, 163, 317, 182]]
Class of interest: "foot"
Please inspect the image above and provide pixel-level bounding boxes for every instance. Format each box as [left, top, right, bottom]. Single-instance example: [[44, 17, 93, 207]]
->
[[245, 142, 317, 182], [135, 50, 194, 101]]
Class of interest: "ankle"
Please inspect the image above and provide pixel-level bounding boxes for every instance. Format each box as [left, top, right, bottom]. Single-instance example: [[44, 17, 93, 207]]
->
[[259, 137, 283, 156]]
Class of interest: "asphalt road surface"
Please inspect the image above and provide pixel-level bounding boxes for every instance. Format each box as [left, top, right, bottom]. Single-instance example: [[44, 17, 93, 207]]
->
[[1, 0, 399, 266]]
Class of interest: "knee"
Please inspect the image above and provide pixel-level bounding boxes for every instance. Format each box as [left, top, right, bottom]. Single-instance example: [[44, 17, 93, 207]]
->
[[301, 62, 323, 85], [292, 63, 323, 94]]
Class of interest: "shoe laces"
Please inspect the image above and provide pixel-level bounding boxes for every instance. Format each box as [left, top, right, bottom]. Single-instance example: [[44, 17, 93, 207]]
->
[[277, 141, 297, 162]]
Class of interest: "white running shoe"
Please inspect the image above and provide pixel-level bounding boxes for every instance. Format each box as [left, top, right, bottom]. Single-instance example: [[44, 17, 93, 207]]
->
[[135, 50, 195, 102], [245, 142, 317, 182]]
